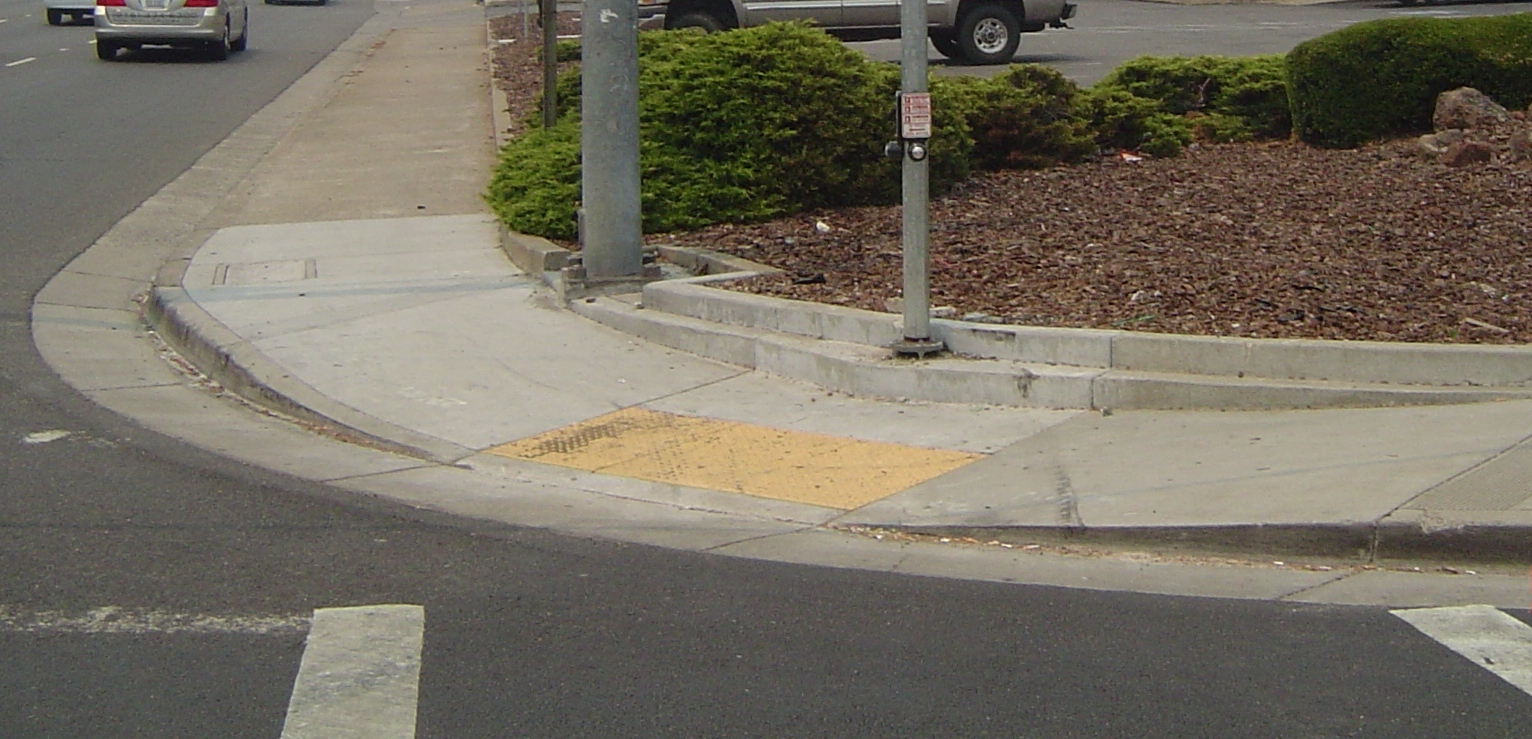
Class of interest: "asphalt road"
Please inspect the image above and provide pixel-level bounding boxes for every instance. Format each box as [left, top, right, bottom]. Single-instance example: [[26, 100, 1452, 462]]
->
[[3, 0, 1532, 735]]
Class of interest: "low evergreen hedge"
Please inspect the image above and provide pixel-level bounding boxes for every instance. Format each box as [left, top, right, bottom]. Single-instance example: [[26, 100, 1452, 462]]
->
[[487, 25, 1291, 240], [1287, 14, 1532, 148], [1087, 54, 1290, 156]]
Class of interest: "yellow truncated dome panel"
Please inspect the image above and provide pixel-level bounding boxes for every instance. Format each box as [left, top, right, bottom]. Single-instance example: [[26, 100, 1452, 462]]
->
[[485, 407, 980, 510]]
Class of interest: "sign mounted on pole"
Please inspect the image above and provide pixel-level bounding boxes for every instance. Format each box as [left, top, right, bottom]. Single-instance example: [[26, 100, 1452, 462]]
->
[[899, 92, 932, 140]]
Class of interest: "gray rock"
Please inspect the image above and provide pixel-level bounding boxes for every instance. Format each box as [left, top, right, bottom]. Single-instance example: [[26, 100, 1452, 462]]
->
[[1439, 139, 1494, 167], [1433, 87, 1510, 132], [1416, 129, 1466, 160], [1509, 130, 1532, 163]]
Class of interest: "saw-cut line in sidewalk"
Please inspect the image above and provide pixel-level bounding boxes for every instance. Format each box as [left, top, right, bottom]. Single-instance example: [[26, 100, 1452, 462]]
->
[[484, 407, 981, 510]]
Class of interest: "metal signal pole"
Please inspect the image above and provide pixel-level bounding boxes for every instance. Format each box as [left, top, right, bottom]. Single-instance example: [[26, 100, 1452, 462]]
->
[[891, 0, 943, 356]]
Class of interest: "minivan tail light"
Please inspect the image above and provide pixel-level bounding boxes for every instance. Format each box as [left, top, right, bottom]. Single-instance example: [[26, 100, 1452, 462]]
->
[[96, 0, 126, 6], [184, 0, 218, 6]]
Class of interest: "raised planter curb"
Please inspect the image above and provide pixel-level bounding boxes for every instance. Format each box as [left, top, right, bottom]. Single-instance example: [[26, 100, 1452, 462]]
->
[[503, 229, 1532, 410]]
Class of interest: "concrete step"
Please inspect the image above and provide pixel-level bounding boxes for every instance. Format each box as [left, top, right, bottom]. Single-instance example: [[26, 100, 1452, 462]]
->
[[500, 237, 1532, 410], [570, 292, 1532, 411]]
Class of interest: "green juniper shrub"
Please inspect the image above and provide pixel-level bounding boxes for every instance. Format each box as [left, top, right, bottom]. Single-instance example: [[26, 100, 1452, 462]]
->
[[486, 122, 582, 239], [637, 22, 906, 215], [489, 25, 1307, 241], [1287, 14, 1532, 147], [492, 23, 979, 239], [1085, 54, 1290, 156], [638, 139, 786, 232], [932, 65, 1096, 170], [1082, 87, 1192, 157]]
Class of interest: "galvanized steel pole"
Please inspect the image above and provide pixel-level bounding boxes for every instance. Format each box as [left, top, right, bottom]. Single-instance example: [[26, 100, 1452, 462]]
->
[[895, 0, 941, 354], [579, 0, 644, 279]]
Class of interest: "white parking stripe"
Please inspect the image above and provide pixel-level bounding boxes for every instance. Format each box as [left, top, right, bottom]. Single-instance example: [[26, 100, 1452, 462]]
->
[[1392, 605, 1532, 697], [281, 604, 425, 739], [6, 57, 36, 67]]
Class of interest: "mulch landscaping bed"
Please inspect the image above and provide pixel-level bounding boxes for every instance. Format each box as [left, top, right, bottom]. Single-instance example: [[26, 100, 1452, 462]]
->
[[490, 14, 1532, 345]]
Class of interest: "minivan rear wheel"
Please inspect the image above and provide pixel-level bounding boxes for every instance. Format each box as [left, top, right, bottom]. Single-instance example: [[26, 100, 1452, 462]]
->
[[95, 39, 119, 60], [229, 9, 248, 51], [208, 21, 231, 61]]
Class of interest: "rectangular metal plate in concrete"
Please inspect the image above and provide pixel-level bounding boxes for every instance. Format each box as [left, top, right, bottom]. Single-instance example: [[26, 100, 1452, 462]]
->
[[215, 259, 317, 286]]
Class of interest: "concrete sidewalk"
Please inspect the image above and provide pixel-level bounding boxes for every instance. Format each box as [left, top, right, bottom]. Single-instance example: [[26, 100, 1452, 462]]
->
[[33, 0, 1532, 609]]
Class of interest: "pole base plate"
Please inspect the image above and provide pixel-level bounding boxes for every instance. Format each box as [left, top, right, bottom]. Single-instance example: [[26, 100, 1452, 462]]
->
[[889, 338, 945, 358]]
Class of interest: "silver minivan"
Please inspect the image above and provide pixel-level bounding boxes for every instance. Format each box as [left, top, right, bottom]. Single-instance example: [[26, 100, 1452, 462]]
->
[[94, 0, 249, 61]]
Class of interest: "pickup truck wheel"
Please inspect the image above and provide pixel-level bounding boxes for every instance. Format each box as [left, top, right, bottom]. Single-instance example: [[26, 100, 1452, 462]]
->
[[670, 11, 725, 33], [929, 31, 962, 60], [957, 3, 1021, 65]]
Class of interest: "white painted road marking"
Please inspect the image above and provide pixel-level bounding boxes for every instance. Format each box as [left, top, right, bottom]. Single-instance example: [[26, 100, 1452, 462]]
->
[[1392, 605, 1532, 697], [22, 429, 71, 444], [0, 606, 306, 634], [6, 57, 36, 67], [281, 604, 425, 739]]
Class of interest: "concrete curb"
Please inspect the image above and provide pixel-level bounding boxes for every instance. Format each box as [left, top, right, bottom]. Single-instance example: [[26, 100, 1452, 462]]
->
[[855, 520, 1532, 565], [143, 272, 473, 466], [638, 278, 1532, 390]]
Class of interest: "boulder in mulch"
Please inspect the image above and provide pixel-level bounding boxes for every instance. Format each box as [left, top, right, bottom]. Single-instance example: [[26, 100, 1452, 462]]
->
[[1440, 140, 1495, 167], [1433, 87, 1511, 131], [1510, 130, 1532, 162], [1416, 129, 1466, 160]]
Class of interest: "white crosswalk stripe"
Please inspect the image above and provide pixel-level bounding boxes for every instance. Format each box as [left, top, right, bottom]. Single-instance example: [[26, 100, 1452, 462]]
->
[[1392, 605, 1532, 698], [281, 604, 426, 739], [0, 606, 306, 634]]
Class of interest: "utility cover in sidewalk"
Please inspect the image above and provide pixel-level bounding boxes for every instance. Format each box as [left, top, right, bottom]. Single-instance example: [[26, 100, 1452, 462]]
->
[[484, 407, 980, 510], [213, 258, 317, 286]]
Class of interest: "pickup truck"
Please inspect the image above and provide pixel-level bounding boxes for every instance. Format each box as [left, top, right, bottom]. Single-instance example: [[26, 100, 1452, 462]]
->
[[636, 0, 1076, 66]]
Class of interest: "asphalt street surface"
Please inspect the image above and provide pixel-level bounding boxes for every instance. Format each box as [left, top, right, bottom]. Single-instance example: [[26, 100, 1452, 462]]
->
[[3, 0, 1531, 735]]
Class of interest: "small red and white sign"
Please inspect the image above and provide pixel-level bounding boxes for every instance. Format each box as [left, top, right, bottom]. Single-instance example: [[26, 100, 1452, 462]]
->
[[899, 92, 932, 140]]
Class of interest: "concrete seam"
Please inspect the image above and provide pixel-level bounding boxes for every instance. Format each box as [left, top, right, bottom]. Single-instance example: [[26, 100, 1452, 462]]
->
[[1382, 428, 1532, 518], [698, 525, 828, 554], [1271, 570, 1358, 602], [632, 367, 755, 407]]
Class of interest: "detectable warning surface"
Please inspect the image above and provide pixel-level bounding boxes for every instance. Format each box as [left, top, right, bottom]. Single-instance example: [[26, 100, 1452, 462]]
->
[[484, 407, 980, 510]]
